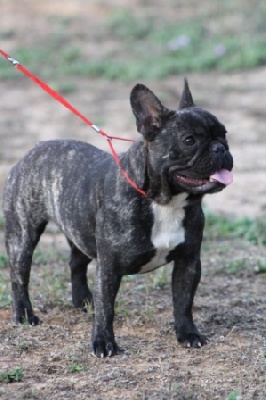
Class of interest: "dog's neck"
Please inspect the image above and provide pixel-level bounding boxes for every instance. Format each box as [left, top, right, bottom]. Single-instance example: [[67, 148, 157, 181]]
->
[[145, 159, 172, 204], [119, 140, 170, 204], [120, 140, 199, 205]]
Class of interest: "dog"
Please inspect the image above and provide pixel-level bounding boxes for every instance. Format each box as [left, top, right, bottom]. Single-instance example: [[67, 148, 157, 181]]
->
[[3, 80, 233, 358]]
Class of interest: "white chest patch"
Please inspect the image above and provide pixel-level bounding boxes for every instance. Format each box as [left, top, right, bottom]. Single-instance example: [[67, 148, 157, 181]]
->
[[139, 193, 187, 273]]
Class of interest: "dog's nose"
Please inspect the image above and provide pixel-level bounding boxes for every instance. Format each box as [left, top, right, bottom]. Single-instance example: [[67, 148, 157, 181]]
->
[[210, 141, 225, 154]]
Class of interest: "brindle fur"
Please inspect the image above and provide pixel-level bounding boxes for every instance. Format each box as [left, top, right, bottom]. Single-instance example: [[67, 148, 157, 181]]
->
[[3, 81, 233, 357]]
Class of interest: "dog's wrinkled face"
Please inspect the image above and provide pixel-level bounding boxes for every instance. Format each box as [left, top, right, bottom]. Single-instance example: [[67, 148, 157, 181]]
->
[[159, 106, 233, 194], [130, 81, 233, 195]]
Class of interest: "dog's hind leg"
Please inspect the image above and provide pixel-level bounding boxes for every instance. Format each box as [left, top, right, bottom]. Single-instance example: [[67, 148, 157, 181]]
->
[[68, 241, 93, 309], [5, 220, 47, 326]]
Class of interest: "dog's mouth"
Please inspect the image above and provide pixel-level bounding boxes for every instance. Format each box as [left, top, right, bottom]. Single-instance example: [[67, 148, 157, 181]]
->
[[174, 168, 233, 191]]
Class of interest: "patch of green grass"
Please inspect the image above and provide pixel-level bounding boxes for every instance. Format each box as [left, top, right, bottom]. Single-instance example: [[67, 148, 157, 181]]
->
[[254, 258, 266, 274], [0, 30, 16, 40], [47, 80, 77, 94], [0, 292, 11, 308], [0, 215, 4, 229], [16, 341, 30, 352], [0, 264, 11, 308], [221, 258, 250, 275], [33, 247, 68, 266], [2, 3, 266, 82], [68, 364, 86, 373], [83, 300, 94, 316], [226, 391, 241, 400], [32, 246, 70, 305], [145, 307, 154, 318], [106, 10, 154, 41], [39, 271, 69, 305], [115, 299, 131, 317], [204, 212, 266, 245], [0, 253, 8, 269], [152, 266, 170, 289], [0, 367, 24, 383]]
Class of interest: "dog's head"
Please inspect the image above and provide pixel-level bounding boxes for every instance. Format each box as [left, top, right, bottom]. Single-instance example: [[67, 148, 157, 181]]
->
[[130, 81, 233, 201]]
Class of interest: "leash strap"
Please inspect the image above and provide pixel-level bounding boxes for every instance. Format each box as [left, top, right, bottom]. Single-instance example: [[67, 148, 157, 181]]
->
[[0, 49, 146, 197]]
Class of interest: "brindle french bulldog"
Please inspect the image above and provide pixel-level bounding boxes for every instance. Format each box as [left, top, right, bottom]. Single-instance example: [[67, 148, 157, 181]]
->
[[3, 80, 233, 358]]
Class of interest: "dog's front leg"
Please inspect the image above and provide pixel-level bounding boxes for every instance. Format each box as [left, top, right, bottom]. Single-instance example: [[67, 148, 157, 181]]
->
[[172, 250, 208, 348], [91, 262, 121, 358]]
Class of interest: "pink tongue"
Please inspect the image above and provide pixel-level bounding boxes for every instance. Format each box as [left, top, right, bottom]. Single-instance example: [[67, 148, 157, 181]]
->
[[210, 169, 233, 185]]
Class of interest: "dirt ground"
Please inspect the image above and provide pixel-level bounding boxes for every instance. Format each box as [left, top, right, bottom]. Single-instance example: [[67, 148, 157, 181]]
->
[[0, 1, 265, 399]]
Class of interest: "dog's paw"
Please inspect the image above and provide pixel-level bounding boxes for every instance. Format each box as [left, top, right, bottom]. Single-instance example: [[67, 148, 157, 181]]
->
[[177, 332, 209, 348], [28, 315, 40, 326], [91, 338, 120, 358], [16, 314, 40, 326], [72, 290, 93, 310]]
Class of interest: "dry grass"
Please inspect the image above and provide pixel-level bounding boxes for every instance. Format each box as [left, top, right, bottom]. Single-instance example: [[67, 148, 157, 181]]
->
[[0, 233, 265, 399]]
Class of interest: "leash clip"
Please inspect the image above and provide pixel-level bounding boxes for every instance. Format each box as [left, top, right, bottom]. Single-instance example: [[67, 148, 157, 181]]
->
[[91, 124, 100, 133], [8, 57, 20, 66]]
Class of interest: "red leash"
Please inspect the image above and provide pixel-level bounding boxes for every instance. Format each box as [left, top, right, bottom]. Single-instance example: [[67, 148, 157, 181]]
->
[[0, 49, 146, 197]]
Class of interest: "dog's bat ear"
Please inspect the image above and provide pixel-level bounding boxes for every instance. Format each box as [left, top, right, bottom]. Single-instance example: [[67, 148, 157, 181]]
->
[[130, 84, 164, 141], [178, 78, 195, 109]]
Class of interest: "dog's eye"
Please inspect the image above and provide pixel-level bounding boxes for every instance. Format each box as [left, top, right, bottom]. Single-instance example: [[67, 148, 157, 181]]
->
[[184, 135, 195, 145]]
